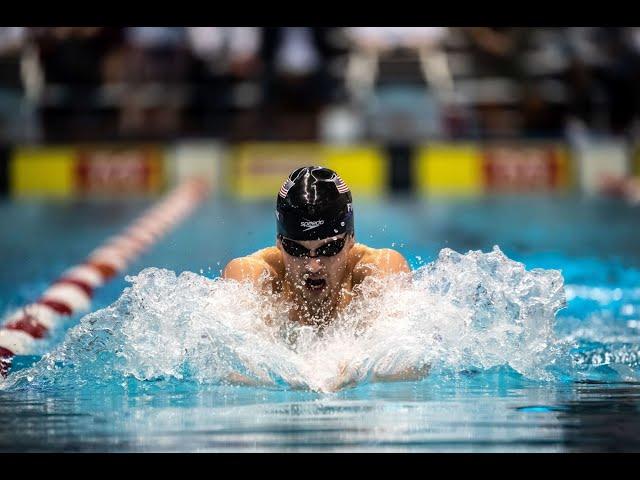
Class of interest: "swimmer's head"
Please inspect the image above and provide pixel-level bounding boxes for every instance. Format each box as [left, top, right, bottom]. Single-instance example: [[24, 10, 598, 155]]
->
[[276, 167, 355, 311], [276, 166, 354, 241]]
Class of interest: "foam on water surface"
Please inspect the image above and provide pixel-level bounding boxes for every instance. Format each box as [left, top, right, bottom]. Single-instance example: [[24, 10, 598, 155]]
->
[[1, 245, 613, 394]]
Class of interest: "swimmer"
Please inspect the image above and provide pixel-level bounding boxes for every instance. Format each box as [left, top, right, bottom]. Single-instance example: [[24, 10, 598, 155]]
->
[[223, 166, 410, 325], [222, 166, 426, 390]]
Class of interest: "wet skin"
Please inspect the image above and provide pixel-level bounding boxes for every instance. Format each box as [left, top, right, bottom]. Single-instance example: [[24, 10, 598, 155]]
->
[[223, 233, 410, 324]]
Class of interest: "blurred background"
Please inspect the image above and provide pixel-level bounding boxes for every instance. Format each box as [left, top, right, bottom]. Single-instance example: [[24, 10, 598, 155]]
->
[[4, 27, 640, 454], [0, 26, 639, 201], [0, 27, 640, 201]]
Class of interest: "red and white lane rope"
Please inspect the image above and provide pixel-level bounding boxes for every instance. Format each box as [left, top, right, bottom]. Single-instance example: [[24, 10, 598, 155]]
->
[[0, 178, 210, 376]]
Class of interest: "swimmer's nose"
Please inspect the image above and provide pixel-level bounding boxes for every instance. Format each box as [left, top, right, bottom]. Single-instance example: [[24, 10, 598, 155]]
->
[[305, 257, 324, 274]]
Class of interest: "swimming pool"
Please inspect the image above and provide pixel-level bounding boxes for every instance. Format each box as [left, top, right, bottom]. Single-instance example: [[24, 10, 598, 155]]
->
[[1, 193, 639, 452]]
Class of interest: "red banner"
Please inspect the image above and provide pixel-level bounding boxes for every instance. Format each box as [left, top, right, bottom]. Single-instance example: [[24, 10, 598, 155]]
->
[[76, 146, 163, 195], [483, 145, 564, 192]]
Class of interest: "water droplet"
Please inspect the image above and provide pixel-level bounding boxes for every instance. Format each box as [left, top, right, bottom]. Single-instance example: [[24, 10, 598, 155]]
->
[[23, 249, 562, 392]]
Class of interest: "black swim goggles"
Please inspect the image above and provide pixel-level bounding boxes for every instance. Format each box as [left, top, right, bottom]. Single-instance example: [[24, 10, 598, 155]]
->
[[278, 234, 348, 258]]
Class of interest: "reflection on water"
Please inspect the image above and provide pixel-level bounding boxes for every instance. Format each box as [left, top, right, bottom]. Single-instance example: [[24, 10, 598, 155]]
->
[[2, 372, 639, 452], [558, 382, 640, 452]]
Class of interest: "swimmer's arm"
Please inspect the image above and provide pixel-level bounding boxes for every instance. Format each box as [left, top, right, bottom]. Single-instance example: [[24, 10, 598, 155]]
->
[[329, 360, 430, 392], [371, 364, 431, 383], [222, 254, 277, 291], [223, 372, 274, 388], [349, 249, 423, 386]]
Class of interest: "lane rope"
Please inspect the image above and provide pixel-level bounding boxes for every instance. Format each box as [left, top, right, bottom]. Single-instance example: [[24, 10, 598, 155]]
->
[[0, 177, 210, 377]]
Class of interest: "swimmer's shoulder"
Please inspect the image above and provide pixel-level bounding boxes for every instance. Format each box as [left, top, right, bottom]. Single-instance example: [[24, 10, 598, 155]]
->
[[222, 247, 283, 285], [249, 246, 284, 277], [350, 242, 410, 282]]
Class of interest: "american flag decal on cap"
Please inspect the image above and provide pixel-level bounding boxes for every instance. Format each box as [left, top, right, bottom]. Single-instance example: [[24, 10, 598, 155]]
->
[[279, 179, 295, 198], [335, 174, 350, 194]]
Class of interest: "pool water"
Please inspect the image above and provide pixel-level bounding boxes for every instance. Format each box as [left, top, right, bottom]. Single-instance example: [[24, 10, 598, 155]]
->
[[1, 194, 639, 452]]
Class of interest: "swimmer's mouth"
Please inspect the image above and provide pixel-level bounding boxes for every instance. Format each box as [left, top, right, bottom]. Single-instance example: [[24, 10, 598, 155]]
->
[[305, 278, 326, 291]]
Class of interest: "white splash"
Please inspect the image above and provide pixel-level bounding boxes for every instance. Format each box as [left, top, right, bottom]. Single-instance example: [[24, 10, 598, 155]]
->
[[1, 246, 566, 393]]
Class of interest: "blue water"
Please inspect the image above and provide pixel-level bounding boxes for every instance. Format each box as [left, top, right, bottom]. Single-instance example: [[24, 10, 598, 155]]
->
[[1, 194, 639, 452]]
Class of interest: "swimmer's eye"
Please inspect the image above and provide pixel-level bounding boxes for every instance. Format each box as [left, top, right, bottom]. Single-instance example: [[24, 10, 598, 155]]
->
[[279, 236, 346, 258], [280, 237, 311, 257], [316, 238, 346, 257]]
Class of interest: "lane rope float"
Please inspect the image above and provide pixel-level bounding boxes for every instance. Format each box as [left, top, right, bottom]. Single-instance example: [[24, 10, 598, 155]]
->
[[0, 177, 210, 377]]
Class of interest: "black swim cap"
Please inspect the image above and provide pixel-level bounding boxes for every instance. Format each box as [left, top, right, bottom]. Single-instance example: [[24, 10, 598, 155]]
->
[[276, 166, 354, 241]]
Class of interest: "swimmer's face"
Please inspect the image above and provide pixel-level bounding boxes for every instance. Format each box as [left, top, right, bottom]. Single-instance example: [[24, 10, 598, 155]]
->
[[277, 233, 355, 304]]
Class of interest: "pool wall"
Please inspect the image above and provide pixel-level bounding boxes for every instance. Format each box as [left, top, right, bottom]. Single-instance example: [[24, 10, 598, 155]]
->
[[0, 138, 637, 200]]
